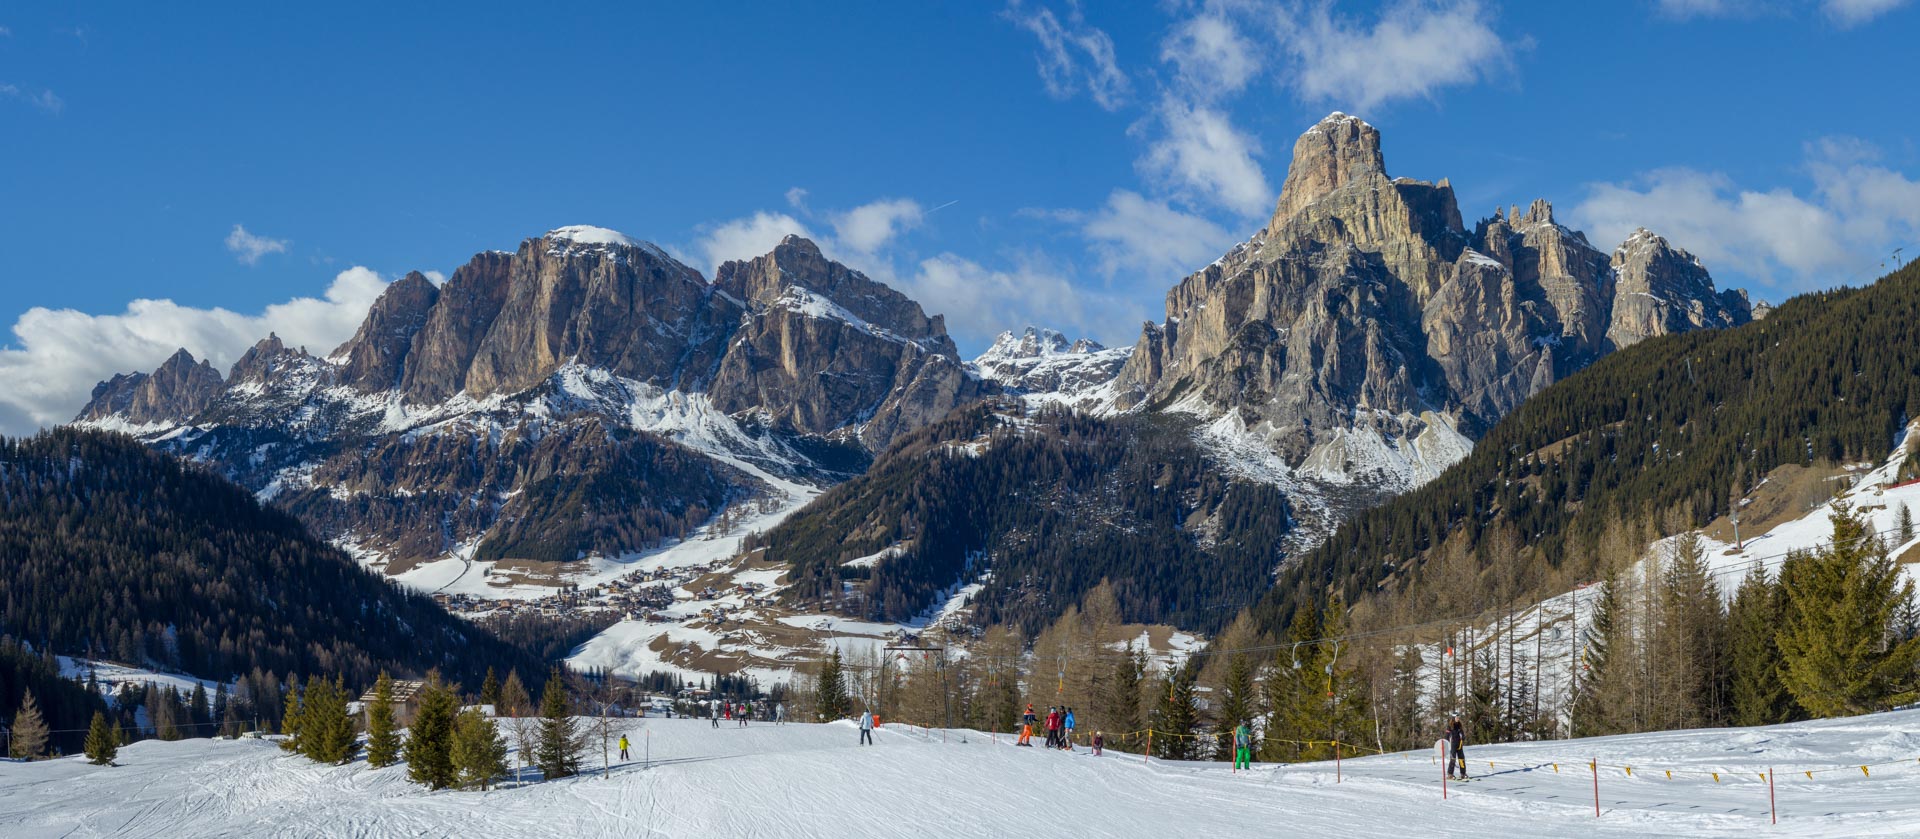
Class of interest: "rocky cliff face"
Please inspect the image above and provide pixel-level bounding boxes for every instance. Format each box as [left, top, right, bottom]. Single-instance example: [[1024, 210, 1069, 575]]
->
[[1108, 112, 1750, 538], [970, 326, 1131, 409], [73, 228, 984, 585]]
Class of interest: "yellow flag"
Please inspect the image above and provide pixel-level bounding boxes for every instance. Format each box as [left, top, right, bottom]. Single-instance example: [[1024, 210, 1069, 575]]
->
[[1805, 770, 1813, 780], [1711, 772, 1719, 783], [1862, 766, 1870, 777], [1552, 763, 1559, 773], [1625, 766, 1633, 777], [1665, 770, 1672, 780]]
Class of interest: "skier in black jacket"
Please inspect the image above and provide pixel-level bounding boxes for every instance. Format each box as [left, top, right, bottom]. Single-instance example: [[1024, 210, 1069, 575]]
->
[[1447, 717, 1468, 780]]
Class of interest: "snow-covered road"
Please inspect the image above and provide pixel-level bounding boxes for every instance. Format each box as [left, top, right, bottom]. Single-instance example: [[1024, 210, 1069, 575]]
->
[[4, 710, 1919, 837]]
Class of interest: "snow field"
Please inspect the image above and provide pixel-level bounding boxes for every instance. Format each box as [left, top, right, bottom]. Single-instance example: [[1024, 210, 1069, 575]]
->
[[7, 709, 1920, 837]]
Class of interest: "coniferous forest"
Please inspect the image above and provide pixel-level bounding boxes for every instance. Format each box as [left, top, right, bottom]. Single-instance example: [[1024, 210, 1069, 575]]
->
[[0, 428, 548, 690], [758, 402, 1292, 636]]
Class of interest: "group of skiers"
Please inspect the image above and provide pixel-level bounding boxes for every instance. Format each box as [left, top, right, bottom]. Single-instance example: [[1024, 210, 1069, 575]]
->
[[1015, 704, 1085, 751], [705, 699, 786, 727]]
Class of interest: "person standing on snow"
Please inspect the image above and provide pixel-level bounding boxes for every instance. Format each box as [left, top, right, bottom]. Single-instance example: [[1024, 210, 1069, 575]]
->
[[741, 700, 751, 727], [1447, 717, 1468, 780], [776, 702, 786, 725], [1092, 731, 1104, 756], [1018, 704, 1037, 746], [1062, 707, 1077, 750], [619, 734, 630, 761], [859, 708, 876, 745], [711, 699, 720, 729], [1232, 722, 1252, 771], [1044, 707, 1062, 749]]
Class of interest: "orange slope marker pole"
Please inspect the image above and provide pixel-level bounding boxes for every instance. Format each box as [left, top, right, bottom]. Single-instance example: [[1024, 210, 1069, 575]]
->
[[1769, 767, 1776, 825], [1592, 760, 1600, 818]]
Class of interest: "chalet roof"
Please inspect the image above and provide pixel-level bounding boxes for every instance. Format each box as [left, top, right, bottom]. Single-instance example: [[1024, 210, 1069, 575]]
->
[[357, 679, 426, 704]]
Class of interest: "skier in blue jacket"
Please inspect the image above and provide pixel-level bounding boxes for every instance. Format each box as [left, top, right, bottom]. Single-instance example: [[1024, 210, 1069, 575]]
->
[[1062, 708, 1077, 750]]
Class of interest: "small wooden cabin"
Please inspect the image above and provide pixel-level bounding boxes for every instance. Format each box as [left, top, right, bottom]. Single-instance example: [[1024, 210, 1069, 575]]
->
[[358, 679, 426, 726]]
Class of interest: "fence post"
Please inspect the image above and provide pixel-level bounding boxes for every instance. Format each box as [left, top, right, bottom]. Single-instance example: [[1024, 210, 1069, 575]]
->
[[1144, 729, 1153, 764], [1336, 741, 1341, 783], [1592, 759, 1600, 818], [1768, 767, 1776, 825]]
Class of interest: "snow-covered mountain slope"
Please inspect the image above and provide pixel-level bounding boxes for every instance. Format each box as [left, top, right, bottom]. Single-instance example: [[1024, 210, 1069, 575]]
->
[[968, 326, 1131, 412], [6, 709, 1918, 836]]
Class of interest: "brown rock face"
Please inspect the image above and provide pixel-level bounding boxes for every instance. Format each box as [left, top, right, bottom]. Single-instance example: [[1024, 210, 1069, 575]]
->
[[709, 235, 982, 447], [1112, 112, 1750, 493], [75, 348, 223, 425], [462, 233, 716, 397], [1606, 228, 1751, 348], [335, 272, 439, 392], [399, 251, 514, 403]]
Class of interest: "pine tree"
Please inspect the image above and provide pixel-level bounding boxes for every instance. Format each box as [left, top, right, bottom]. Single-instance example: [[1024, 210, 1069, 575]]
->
[[301, 675, 358, 764], [1779, 504, 1920, 716], [1212, 654, 1255, 761], [84, 710, 119, 765], [1899, 502, 1916, 546], [1572, 565, 1639, 736], [499, 669, 531, 718], [9, 690, 49, 759], [1149, 665, 1198, 759], [535, 668, 581, 780], [279, 680, 304, 753], [480, 668, 502, 711], [155, 687, 183, 741], [1100, 644, 1145, 738], [450, 708, 509, 790], [365, 672, 401, 768], [189, 683, 210, 732], [1727, 565, 1795, 726], [1657, 530, 1728, 727], [404, 676, 460, 789], [1261, 600, 1324, 762], [815, 649, 849, 722]]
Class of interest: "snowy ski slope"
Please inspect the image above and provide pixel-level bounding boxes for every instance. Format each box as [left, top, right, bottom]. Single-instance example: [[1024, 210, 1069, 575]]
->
[[4, 708, 1919, 837]]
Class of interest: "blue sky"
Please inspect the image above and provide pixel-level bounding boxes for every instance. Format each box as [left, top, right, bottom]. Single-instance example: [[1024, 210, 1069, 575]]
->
[[3, 0, 1918, 433]]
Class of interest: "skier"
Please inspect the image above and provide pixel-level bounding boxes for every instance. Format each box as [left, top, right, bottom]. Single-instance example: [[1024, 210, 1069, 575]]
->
[[1044, 706, 1062, 749], [1091, 731, 1104, 756], [859, 708, 876, 746], [740, 700, 750, 727], [619, 734, 630, 761], [711, 699, 720, 729], [1447, 717, 1468, 780], [776, 702, 786, 725], [1018, 704, 1036, 746], [1232, 722, 1252, 772], [1063, 707, 1076, 750]]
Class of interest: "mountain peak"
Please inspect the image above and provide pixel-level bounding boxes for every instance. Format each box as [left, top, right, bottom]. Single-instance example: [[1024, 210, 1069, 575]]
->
[[1271, 110, 1387, 226], [545, 225, 639, 248]]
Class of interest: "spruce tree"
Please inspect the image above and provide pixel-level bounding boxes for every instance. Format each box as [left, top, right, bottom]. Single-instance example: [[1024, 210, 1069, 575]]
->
[[1101, 644, 1145, 737], [1572, 567, 1638, 736], [300, 675, 357, 764], [1658, 530, 1728, 727], [1149, 665, 1198, 759], [365, 672, 401, 768], [450, 708, 509, 790], [189, 683, 211, 732], [404, 676, 459, 789], [1779, 504, 1920, 716], [535, 669, 582, 780], [1899, 502, 1916, 546], [9, 690, 49, 759], [480, 668, 502, 711], [1727, 565, 1795, 725], [1212, 654, 1255, 760], [816, 649, 849, 722], [84, 710, 119, 765], [1261, 600, 1322, 762]]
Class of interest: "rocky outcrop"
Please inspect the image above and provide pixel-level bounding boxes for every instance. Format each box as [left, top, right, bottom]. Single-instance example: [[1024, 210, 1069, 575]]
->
[[1606, 227, 1752, 348], [335, 271, 439, 392], [75, 348, 223, 426], [708, 235, 981, 447], [399, 251, 513, 403], [1110, 112, 1751, 520]]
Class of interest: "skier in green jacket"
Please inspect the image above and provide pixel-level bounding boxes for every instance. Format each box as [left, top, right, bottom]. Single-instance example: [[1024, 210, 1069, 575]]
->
[[1232, 723, 1252, 771]]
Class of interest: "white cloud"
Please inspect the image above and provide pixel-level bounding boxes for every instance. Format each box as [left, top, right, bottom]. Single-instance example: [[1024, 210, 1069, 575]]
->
[[1161, 9, 1261, 101], [0, 267, 392, 435], [1654, 0, 1770, 18], [832, 199, 924, 256], [1823, 0, 1910, 25], [1140, 95, 1272, 218], [423, 270, 447, 285], [1004, 1, 1130, 111], [1069, 189, 1239, 280], [0, 82, 63, 115], [898, 252, 1146, 349], [692, 211, 814, 276], [224, 224, 289, 266], [1279, 0, 1510, 112], [1568, 137, 1920, 289], [785, 187, 810, 209]]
